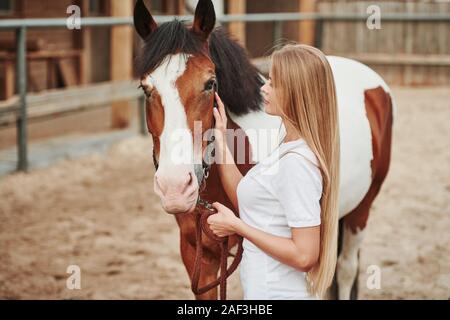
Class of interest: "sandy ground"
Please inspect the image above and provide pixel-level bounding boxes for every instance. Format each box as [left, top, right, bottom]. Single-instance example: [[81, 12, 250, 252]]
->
[[0, 87, 449, 300]]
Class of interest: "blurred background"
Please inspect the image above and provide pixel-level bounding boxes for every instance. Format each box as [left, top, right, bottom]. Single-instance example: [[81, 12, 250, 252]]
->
[[0, 0, 448, 299]]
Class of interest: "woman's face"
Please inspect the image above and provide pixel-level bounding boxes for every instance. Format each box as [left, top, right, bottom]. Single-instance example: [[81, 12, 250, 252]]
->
[[261, 71, 280, 116]]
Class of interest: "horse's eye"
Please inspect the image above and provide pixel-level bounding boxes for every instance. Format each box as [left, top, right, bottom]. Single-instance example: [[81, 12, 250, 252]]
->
[[146, 90, 154, 100], [204, 79, 216, 92], [139, 84, 154, 100]]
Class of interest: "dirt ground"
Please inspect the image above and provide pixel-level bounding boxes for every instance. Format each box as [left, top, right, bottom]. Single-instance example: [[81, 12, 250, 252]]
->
[[0, 87, 449, 300]]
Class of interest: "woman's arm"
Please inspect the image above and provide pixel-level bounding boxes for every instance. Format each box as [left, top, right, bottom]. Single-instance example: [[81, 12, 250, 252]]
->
[[213, 93, 243, 210], [208, 202, 321, 272], [235, 219, 320, 272]]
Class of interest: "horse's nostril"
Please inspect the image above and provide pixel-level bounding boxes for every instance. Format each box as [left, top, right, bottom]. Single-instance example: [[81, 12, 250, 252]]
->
[[186, 172, 194, 189], [182, 173, 194, 192]]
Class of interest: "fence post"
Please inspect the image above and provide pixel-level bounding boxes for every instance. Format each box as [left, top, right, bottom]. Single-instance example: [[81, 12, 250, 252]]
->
[[298, 0, 316, 46], [16, 26, 28, 172], [314, 18, 323, 49], [110, 0, 133, 129], [273, 21, 283, 45], [228, 0, 246, 47]]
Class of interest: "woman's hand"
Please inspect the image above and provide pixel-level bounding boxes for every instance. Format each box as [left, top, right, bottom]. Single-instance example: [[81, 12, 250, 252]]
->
[[207, 202, 241, 238], [213, 93, 228, 157]]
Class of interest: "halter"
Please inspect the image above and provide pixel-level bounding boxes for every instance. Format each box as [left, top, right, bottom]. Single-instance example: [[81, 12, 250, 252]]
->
[[197, 80, 218, 200]]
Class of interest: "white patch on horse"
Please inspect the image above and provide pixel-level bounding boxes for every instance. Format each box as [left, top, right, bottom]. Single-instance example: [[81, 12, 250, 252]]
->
[[233, 60, 392, 220], [228, 109, 285, 163], [227, 74, 286, 163], [147, 53, 194, 179], [337, 224, 365, 300], [327, 56, 386, 218]]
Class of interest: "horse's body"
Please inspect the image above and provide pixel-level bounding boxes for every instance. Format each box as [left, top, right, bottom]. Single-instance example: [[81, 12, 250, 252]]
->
[[134, 0, 393, 300]]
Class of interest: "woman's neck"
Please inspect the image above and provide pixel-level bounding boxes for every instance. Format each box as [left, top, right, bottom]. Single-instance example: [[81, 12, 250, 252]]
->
[[282, 120, 302, 143]]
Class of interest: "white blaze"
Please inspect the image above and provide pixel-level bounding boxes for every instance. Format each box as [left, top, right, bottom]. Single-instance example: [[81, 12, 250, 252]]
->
[[146, 53, 194, 180]]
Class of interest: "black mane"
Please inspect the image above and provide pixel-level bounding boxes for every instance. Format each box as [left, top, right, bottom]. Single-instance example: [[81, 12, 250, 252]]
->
[[136, 20, 264, 116]]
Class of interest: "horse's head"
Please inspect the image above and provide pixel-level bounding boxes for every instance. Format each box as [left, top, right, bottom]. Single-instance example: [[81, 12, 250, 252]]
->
[[134, 0, 218, 215]]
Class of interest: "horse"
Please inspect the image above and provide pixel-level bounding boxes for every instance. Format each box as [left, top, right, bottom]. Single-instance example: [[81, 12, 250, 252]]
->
[[133, 0, 394, 300]]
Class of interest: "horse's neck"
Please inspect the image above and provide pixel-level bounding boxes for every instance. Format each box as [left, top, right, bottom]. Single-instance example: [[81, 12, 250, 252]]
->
[[227, 108, 285, 164], [225, 72, 285, 163], [196, 108, 282, 215]]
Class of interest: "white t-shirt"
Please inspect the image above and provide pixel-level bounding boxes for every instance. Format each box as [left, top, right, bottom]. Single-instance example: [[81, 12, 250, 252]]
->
[[236, 138, 323, 300]]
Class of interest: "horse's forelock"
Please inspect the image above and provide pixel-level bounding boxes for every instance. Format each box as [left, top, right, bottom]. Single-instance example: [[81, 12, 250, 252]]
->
[[136, 20, 204, 77], [136, 20, 263, 117]]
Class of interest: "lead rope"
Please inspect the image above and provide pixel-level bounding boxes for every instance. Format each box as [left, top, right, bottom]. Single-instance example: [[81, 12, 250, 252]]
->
[[191, 201, 243, 300]]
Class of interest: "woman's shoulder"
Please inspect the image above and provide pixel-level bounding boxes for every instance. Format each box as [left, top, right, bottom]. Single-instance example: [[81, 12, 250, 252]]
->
[[278, 139, 319, 167], [279, 152, 321, 181], [251, 139, 320, 182], [277, 141, 323, 187]]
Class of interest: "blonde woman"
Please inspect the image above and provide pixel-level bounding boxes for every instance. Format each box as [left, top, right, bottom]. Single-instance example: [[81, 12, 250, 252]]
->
[[207, 44, 340, 300]]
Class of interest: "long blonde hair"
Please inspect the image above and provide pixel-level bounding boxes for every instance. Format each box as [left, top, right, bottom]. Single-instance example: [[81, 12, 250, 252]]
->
[[271, 44, 340, 299]]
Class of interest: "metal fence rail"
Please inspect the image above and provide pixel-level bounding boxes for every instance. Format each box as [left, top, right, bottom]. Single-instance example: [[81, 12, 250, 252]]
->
[[2, 12, 450, 29], [1, 12, 449, 171]]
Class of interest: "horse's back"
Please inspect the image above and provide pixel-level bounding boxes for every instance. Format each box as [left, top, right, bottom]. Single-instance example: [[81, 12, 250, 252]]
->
[[230, 56, 394, 218], [327, 55, 394, 217]]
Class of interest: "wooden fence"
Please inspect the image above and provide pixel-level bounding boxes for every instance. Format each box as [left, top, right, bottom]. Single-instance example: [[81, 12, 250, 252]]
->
[[318, 0, 450, 85]]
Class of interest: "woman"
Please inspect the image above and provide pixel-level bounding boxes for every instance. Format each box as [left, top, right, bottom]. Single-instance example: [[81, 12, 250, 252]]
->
[[207, 44, 340, 300]]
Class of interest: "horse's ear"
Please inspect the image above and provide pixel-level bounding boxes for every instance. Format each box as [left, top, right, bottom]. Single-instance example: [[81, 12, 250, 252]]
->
[[134, 0, 157, 40], [192, 0, 216, 41]]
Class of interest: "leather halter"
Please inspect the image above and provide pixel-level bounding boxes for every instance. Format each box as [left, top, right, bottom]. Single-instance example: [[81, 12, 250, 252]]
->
[[196, 81, 218, 198]]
